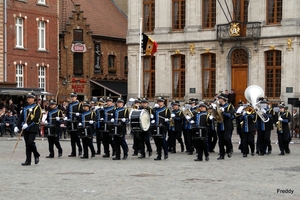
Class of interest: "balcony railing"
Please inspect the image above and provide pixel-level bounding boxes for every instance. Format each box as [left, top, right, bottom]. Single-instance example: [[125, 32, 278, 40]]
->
[[217, 21, 261, 40]]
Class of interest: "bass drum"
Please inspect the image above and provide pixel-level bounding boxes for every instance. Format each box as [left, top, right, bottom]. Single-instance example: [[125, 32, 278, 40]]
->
[[129, 109, 150, 132]]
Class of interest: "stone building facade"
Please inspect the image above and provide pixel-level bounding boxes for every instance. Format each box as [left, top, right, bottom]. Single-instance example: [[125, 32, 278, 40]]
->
[[127, 0, 300, 107]]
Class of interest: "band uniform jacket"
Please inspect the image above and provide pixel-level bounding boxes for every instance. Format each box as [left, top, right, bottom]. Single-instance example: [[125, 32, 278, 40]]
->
[[95, 107, 105, 130], [17, 103, 42, 133], [153, 106, 171, 127], [46, 107, 63, 135], [170, 108, 184, 132], [240, 113, 257, 133], [66, 101, 83, 121], [80, 110, 97, 138], [207, 112, 216, 133], [192, 111, 208, 138], [112, 107, 129, 136], [256, 107, 275, 131], [275, 110, 292, 134], [217, 103, 235, 131], [104, 105, 115, 122]]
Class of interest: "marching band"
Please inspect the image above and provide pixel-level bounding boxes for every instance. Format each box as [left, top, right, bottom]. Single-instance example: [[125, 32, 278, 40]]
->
[[13, 85, 296, 166]]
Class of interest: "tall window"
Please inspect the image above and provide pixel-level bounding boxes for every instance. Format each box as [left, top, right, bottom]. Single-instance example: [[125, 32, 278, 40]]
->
[[16, 64, 23, 88], [38, 66, 46, 90], [108, 55, 116, 74], [74, 53, 83, 75], [38, 21, 46, 50], [232, 0, 249, 22], [15, 17, 24, 48], [73, 29, 83, 42], [143, 56, 155, 99], [265, 50, 281, 98], [267, 0, 282, 24], [143, 0, 155, 32], [172, 55, 185, 98], [202, 53, 216, 98], [202, 0, 216, 29], [172, 0, 186, 31]]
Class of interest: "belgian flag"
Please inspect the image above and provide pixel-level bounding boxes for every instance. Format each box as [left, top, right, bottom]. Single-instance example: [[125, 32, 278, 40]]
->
[[142, 33, 158, 56]]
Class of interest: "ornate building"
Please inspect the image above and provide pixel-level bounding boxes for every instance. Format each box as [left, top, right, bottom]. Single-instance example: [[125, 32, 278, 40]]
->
[[127, 0, 300, 107]]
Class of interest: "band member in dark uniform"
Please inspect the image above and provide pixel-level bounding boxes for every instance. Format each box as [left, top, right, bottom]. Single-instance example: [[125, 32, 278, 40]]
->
[[66, 92, 83, 157], [102, 97, 115, 158], [79, 101, 96, 159], [15, 92, 42, 166], [256, 98, 275, 155], [191, 103, 209, 161], [213, 93, 235, 160], [240, 105, 257, 157], [235, 100, 244, 153], [168, 101, 184, 153], [132, 98, 142, 156], [207, 105, 217, 153], [94, 98, 105, 155], [111, 97, 129, 160], [151, 97, 171, 160], [137, 97, 153, 158], [275, 103, 292, 155], [44, 99, 63, 158]]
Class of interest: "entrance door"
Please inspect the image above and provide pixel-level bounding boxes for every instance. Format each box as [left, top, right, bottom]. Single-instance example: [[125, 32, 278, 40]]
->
[[231, 49, 248, 107]]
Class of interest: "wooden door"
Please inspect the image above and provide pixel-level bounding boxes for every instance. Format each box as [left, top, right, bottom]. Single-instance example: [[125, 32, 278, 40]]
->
[[231, 49, 248, 107]]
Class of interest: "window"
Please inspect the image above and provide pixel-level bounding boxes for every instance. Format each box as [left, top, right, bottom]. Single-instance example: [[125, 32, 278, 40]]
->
[[16, 64, 24, 88], [143, 56, 155, 99], [267, 0, 282, 24], [73, 29, 83, 42], [232, 0, 249, 22], [124, 56, 128, 76], [38, 66, 46, 91], [172, 55, 185, 98], [74, 53, 83, 75], [143, 0, 155, 32], [108, 55, 116, 74], [202, 0, 216, 29], [38, 21, 46, 50], [265, 50, 281, 98], [15, 17, 24, 48], [38, 0, 46, 4], [172, 0, 186, 31], [202, 53, 216, 98]]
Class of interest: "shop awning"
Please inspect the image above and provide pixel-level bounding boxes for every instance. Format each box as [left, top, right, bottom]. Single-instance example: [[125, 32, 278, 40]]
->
[[90, 80, 127, 96], [0, 88, 52, 96]]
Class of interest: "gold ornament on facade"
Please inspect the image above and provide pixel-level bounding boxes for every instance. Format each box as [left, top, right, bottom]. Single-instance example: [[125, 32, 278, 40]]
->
[[229, 22, 240, 37], [287, 38, 292, 51], [175, 50, 180, 54], [269, 46, 275, 50], [190, 44, 195, 56], [205, 49, 210, 53]]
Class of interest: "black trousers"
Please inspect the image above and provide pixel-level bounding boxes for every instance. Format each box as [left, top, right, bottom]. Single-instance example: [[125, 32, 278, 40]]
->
[[132, 131, 141, 154], [23, 131, 40, 163], [102, 132, 114, 155], [70, 131, 82, 155], [138, 131, 152, 156], [47, 136, 62, 156], [277, 132, 290, 153], [208, 129, 217, 151], [217, 130, 232, 156], [242, 131, 255, 155], [82, 137, 95, 157], [168, 130, 183, 151], [195, 138, 209, 159], [153, 135, 168, 158], [95, 130, 103, 153], [257, 130, 272, 154], [113, 135, 128, 159]]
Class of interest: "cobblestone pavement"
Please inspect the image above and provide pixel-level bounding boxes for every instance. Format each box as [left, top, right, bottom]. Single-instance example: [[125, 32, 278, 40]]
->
[[0, 132, 299, 200]]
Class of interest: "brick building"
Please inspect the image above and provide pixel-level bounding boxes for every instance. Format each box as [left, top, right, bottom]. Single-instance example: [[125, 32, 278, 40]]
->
[[59, 0, 128, 102]]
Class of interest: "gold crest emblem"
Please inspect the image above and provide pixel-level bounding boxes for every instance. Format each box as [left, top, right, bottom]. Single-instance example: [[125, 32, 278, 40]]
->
[[230, 23, 240, 37]]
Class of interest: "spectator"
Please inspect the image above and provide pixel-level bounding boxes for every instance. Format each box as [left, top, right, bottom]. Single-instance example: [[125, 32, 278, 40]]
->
[[1, 110, 16, 137], [8, 99, 16, 113], [291, 108, 299, 138], [228, 89, 236, 107]]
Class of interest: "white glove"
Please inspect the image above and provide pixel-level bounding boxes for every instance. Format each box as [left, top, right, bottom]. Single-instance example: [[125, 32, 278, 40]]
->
[[28, 108, 33, 112], [171, 113, 175, 118], [278, 117, 283, 121], [150, 114, 154, 119], [236, 106, 244, 114], [186, 115, 191, 120], [121, 118, 126, 122], [211, 103, 217, 109], [64, 117, 68, 120], [22, 123, 28, 130], [209, 115, 214, 120], [154, 103, 159, 108], [44, 120, 48, 125], [151, 120, 155, 124], [190, 120, 195, 124], [110, 118, 115, 123], [261, 109, 266, 114], [100, 118, 104, 121], [220, 107, 225, 112], [60, 124, 65, 127], [181, 107, 186, 111], [89, 120, 94, 124], [243, 111, 247, 115], [75, 113, 80, 116], [78, 123, 82, 126], [56, 117, 60, 121], [14, 127, 19, 133], [165, 118, 169, 122]]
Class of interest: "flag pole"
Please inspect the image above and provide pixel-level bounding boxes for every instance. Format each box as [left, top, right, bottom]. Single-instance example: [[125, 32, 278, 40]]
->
[[138, 18, 143, 98]]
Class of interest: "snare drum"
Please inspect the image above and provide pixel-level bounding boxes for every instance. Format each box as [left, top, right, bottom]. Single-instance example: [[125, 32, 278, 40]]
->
[[129, 109, 150, 132], [66, 120, 78, 132], [108, 123, 123, 136], [44, 125, 56, 137], [150, 124, 164, 137], [78, 126, 93, 138], [192, 126, 207, 139]]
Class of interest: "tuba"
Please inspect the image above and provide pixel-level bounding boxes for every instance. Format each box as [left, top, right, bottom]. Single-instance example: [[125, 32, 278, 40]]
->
[[212, 100, 224, 123], [244, 85, 269, 123]]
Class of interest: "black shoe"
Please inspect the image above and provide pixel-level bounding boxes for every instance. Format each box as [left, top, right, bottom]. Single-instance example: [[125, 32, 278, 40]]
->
[[96, 151, 101, 155], [217, 156, 224, 160], [267, 151, 272, 155], [102, 154, 110, 158], [154, 157, 161, 161], [243, 154, 247, 157], [138, 155, 145, 159], [227, 152, 232, 158], [112, 151, 116, 157], [112, 157, 120, 160], [91, 154, 95, 158], [132, 153, 138, 156], [164, 154, 168, 160], [251, 153, 255, 156], [205, 156, 209, 161], [122, 155, 128, 160], [170, 150, 176, 154], [148, 151, 152, 157], [68, 154, 76, 157], [258, 153, 264, 156], [209, 150, 215, 153], [278, 152, 285, 156], [256, 150, 259, 154], [80, 156, 88, 159], [21, 161, 31, 166], [34, 157, 40, 164], [194, 158, 203, 161], [64, 135, 67, 139], [187, 152, 193, 155], [78, 151, 82, 156], [46, 155, 54, 158], [286, 149, 291, 154], [58, 152, 63, 157]]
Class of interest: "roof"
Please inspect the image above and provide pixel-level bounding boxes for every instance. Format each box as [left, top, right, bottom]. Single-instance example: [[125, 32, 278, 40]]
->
[[90, 80, 127, 96], [60, 0, 127, 39]]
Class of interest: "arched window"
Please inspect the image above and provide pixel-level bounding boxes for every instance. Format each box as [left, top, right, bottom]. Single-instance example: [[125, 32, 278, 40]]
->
[[265, 50, 281, 98], [143, 56, 155, 99], [172, 54, 185, 98], [202, 53, 216, 98]]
